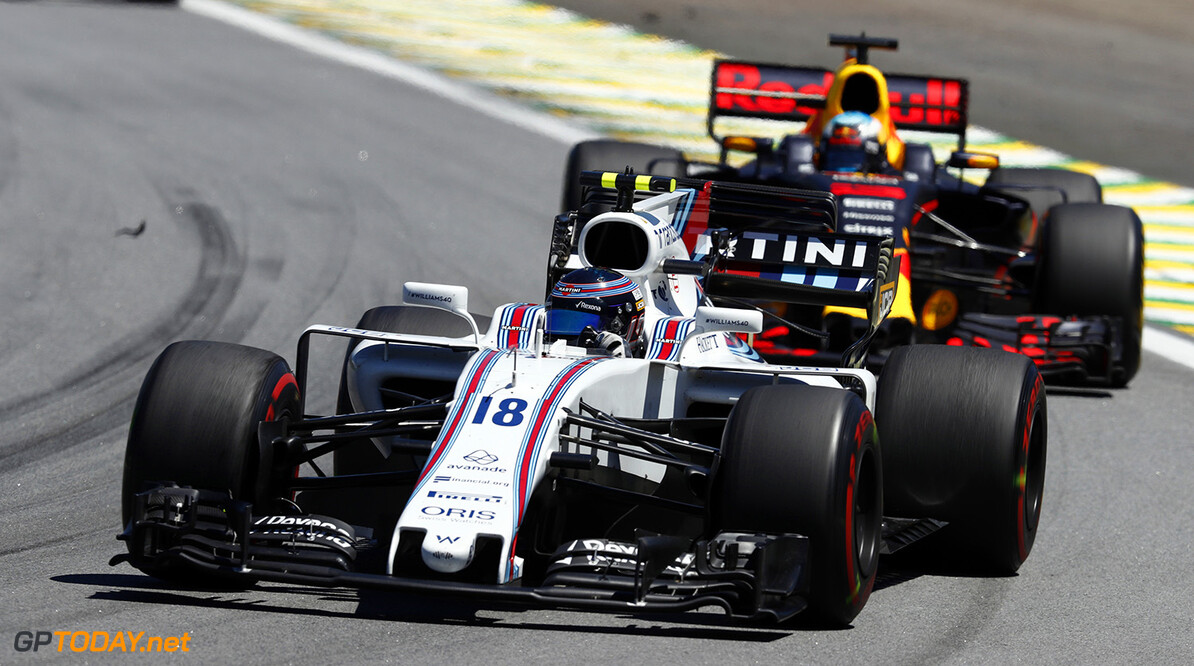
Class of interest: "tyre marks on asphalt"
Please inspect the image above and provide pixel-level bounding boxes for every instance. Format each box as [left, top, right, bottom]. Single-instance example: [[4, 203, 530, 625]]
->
[[0, 199, 247, 469], [197, 0, 1194, 336]]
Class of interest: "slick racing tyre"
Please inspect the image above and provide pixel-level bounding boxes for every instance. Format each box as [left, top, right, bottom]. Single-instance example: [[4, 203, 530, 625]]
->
[[1033, 203, 1144, 386], [714, 385, 882, 626], [122, 341, 300, 581], [561, 139, 685, 212], [123, 341, 299, 522], [986, 166, 1102, 222], [876, 345, 1047, 574]]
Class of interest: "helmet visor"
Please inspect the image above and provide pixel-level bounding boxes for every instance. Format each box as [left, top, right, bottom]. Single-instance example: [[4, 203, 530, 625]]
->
[[822, 144, 867, 172], [545, 309, 603, 338]]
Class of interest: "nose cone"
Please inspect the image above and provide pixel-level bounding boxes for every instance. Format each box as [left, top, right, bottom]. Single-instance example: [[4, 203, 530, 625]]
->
[[422, 533, 475, 574]]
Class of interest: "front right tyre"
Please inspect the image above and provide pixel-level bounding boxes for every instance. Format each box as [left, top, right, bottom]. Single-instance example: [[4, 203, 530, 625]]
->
[[714, 384, 882, 626]]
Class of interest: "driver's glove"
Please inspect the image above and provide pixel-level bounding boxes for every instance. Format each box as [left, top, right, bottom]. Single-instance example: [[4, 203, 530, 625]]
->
[[595, 331, 626, 358]]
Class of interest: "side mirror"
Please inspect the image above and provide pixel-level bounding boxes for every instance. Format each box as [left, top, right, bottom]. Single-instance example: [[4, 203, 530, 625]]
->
[[693, 306, 763, 335], [721, 136, 774, 155], [947, 151, 1000, 170], [402, 282, 480, 341]]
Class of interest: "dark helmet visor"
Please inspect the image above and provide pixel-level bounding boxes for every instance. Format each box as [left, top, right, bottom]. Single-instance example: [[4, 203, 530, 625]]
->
[[545, 309, 603, 338]]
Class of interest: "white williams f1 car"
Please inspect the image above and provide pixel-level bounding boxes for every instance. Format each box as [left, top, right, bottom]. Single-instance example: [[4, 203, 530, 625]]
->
[[116, 172, 1046, 626]]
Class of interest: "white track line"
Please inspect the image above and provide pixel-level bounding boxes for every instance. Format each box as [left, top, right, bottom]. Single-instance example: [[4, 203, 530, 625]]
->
[[182, 0, 1194, 371], [1144, 326, 1194, 372]]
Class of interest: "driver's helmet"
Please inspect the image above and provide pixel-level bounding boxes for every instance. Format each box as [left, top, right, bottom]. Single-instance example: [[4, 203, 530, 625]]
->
[[546, 267, 645, 357], [819, 110, 886, 173]]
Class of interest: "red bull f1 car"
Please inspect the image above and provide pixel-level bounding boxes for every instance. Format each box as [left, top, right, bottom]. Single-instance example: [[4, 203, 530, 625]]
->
[[562, 34, 1144, 387], [115, 172, 1046, 627]]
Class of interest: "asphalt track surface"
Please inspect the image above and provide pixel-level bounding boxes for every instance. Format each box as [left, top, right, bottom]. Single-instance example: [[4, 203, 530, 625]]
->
[[0, 1, 1191, 663]]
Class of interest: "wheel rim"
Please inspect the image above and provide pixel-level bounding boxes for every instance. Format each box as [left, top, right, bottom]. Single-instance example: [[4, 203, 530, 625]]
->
[[854, 446, 881, 578], [1023, 409, 1046, 531]]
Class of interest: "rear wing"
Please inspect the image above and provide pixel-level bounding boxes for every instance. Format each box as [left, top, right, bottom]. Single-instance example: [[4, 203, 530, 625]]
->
[[702, 228, 896, 316], [702, 228, 899, 368], [708, 59, 970, 147]]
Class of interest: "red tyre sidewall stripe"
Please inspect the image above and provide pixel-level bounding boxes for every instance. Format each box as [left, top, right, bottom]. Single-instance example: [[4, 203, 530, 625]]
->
[[1017, 374, 1043, 561], [264, 371, 301, 499], [265, 372, 299, 422], [847, 409, 876, 605]]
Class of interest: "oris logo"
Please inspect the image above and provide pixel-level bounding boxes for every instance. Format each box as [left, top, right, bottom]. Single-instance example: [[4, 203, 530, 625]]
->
[[421, 506, 496, 521]]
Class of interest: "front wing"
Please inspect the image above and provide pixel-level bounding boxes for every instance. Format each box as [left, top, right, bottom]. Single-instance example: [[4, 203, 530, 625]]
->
[[113, 484, 943, 623], [945, 313, 1122, 384]]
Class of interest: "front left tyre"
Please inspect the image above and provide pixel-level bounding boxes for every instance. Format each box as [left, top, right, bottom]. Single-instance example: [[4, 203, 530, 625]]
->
[[121, 340, 300, 579], [1033, 203, 1144, 386]]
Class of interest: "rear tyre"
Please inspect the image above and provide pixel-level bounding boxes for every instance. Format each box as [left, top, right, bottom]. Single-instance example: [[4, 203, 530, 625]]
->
[[876, 345, 1046, 574], [714, 385, 882, 626], [561, 139, 684, 211], [1033, 203, 1144, 386], [986, 167, 1102, 221], [122, 341, 300, 579]]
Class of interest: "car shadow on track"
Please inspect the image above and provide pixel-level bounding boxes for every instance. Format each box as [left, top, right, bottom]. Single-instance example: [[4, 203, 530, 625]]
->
[[57, 535, 1015, 636], [55, 573, 795, 640]]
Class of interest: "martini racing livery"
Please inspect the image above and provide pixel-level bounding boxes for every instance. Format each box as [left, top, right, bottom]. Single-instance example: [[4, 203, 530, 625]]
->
[[116, 173, 1046, 627], [562, 34, 1144, 386]]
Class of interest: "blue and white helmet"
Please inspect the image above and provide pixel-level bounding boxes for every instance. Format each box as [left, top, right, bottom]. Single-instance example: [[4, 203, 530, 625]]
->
[[820, 110, 885, 173], [546, 267, 645, 355]]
